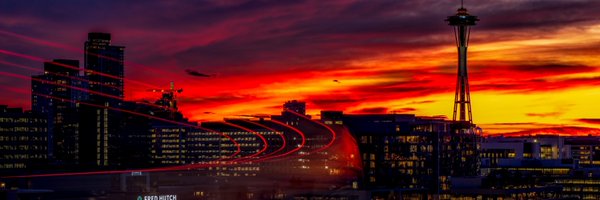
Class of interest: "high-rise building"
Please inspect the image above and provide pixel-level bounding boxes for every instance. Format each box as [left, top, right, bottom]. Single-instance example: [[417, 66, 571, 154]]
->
[[31, 59, 82, 166], [79, 32, 126, 167], [0, 105, 48, 173], [84, 32, 124, 101]]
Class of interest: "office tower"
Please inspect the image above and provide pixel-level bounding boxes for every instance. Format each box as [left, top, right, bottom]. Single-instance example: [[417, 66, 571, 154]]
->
[[0, 105, 48, 173], [84, 32, 124, 101], [79, 32, 125, 167], [31, 59, 81, 165]]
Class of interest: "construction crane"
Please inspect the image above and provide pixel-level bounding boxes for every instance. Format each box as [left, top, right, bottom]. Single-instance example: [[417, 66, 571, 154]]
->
[[147, 81, 183, 111]]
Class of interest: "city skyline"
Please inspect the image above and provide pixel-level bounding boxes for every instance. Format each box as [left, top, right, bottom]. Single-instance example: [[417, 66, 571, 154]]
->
[[3, 1, 600, 199], [1, 0, 600, 135]]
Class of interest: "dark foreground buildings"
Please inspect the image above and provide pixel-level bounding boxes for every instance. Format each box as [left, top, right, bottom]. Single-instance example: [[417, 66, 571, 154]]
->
[[321, 111, 480, 199], [0, 106, 47, 172]]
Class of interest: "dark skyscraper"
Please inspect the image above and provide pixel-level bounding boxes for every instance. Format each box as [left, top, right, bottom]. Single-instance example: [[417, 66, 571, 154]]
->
[[446, 3, 478, 124], [31, 59, 82, 165], [84, 32, 125, 102], [79, 32, 126, 167]]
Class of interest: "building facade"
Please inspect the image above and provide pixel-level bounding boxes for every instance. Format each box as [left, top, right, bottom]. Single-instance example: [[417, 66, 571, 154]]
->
[[31, 59, 82, 166], [0, 105, 48, 173], [329, 112, 480, 199]]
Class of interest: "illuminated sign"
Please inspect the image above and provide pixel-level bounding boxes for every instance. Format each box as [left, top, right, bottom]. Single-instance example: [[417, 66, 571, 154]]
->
[[137, 195, 177, 200]]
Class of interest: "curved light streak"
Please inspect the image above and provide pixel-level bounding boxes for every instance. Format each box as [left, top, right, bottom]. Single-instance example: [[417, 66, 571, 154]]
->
[[0, 60, 123, 91], [219, 121, 268, 159], [236, 119, 287, 159], [259, 118, 306, 160], [285, 109, 337, 155], [0, 30, 182, 78], [0, 86, 242, 179], [0, 69, 175, 112]]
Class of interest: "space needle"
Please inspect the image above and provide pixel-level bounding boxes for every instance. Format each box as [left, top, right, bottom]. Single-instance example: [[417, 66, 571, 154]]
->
[[446, 0, 479, 126]]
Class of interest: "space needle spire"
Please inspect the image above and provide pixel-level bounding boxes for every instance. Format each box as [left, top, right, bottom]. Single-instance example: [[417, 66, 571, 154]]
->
[[446, 1, 478, 125]]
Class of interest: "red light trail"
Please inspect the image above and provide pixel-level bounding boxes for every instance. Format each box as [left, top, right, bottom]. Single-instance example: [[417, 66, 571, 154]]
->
[[0, 85, 303, 178], [235, 119, 288, 159], [0, 66, 176, 112], [0, 70, 333, 178], [218, 121, 269, 159], [259, 117, 307, 161], [0, 48, 159, 89], [285, 109, 337, 155], [0, 86, 243, 179], [0, 60, 123, 91], [0, 88, 337, 179], [0, 31, 341, 180], [0, 71, 125, 100], [0, 30, 182, 78]]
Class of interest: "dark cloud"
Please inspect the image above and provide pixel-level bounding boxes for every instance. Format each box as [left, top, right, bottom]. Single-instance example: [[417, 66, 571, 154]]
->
[[179, 94, 259, 104], [499, 126, 600, 137], [505, 64, 595, 75], [2, 0, 599, 75], [526, 112, 562, 117], [576, 118, 600, 125], [489, 122, 541, 126], [391, 107, 417, 113], [352, 107, 388, 114], [185, 69, 212, 77], [308, 96, 366, 110], [476, 1, 600, 31], [408, 100, 436, 105]]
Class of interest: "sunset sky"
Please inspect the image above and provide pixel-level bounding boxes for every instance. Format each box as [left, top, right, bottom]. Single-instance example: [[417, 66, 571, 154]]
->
[[1, 0, 600, 134]]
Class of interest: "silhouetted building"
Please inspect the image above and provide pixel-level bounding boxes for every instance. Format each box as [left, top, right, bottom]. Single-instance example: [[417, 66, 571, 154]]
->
[[79, 32, 126, 167], [31, 59, 83, 166], [276, 100, 310, 127], [0, 105, 47, 173], [84, 32, 124, 101], [116, 102, 153, 168], [283, 100, 306, 115]]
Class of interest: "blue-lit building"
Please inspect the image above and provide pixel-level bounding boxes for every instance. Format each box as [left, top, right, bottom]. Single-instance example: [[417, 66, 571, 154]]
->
[[31, 59, 83, 166]]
